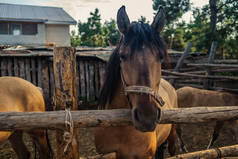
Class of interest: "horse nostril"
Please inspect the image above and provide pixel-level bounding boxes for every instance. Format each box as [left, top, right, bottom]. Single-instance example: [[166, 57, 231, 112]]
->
[[134, 108, 140, 122]]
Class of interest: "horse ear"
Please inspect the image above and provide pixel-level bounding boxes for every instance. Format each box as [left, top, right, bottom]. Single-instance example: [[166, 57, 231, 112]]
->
[[117, 6, 130, 34], [151, 6, 165, 33]]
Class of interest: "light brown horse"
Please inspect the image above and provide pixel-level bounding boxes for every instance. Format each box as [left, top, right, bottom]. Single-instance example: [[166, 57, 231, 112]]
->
[[0, 76, 52, 159], [176, 86, 238, 151], [94, 6, 178, 159]]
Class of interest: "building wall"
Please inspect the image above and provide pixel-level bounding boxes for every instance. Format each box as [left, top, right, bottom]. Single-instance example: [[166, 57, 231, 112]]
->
[[45, 24, 70, 46], [0, 23, 46, 45]]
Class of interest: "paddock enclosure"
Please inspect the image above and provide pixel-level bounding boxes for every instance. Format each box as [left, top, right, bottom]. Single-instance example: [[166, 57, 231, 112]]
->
[[0, 44, 238, 159]]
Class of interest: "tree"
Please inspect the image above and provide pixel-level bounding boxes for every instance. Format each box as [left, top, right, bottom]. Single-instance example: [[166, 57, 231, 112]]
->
[[70, 30, 81, 47], [153, 0, 191, 27], [185, 0, 238, 58], [153, 0, 191, 50], [103, 19, 120, 46], [78, 8, 106, 47]]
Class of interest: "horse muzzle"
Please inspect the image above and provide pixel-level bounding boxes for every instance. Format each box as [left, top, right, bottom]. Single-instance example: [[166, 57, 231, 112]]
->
[[132, 107, 161, 132]]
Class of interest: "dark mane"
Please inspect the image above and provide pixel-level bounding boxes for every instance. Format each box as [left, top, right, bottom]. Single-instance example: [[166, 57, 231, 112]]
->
[[98, 22, 168, 109]]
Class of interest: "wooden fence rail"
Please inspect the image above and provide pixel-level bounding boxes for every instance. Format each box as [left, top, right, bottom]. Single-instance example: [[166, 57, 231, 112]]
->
[[1, 106, 238, 131], [168, 144, 238, 159]]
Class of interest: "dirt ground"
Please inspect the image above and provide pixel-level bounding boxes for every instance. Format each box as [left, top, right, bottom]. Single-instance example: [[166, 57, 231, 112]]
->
[[0, 121, 238, 159]]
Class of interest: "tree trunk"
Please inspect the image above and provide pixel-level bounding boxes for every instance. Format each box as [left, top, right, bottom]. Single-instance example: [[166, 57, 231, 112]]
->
[[209, 0, 217, 31]]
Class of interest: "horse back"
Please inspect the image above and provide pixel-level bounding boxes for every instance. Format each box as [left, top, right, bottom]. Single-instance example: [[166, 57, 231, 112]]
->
[[0, 76, 45, 112], [177, 86, 238, 107]]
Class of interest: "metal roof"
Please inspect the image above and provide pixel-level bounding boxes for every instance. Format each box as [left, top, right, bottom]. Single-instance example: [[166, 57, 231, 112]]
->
[[0, 3, 77, 25]]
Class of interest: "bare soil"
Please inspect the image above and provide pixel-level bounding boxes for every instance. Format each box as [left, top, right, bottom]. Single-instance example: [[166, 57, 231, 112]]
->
[[0, 118, 237, 158]]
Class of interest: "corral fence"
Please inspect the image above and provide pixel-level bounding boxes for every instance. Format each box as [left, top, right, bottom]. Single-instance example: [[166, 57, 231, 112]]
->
[[0, 46, 238, 159], [162, 42, 238, 93], [0, 48, 108, 109]]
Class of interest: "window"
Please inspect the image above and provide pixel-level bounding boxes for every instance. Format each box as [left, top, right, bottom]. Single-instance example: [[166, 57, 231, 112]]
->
[[0, 22, 38, 35], [11, 23, 21, 35], [22, 23, 37, 35], [0, 22, 8, 34]]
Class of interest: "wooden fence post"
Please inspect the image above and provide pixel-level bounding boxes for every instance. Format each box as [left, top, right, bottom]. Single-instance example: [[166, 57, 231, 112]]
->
[[53, 47, 79, 159], [203, 41, 217, 89], [169, 42, 192, 85]]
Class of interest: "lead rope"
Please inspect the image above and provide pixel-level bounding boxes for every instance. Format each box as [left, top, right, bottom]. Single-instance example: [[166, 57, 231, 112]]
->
[[63, 108, 74, 153]]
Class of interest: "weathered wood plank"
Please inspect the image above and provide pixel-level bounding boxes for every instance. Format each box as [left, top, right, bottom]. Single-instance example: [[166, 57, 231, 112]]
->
[[204, 41, 217, 89], [79, 60, 86, 99], [53, 47, 79, 159], [167, 144, 238, 159], [25, 58, 31, 82], [1, 107, 238, 131], [42, 58, 50, 106], [170, 42, 192, 85], [85, 61, 90, 101], [162, 70, 238, 80], [19, 58, 25, 79], [94, 62, 100, 98], [7, 58, 12, 76], [89, 62, 95, 100], [174, 42, 192, 72], [187, 63, 238, 68], [13, 57, 19, 76], [31, 58, 36, 85], [76, 59, 81, 100], [1, 58, 7, 76], [37, 58, 42, 88], [49, 61, 54, 106]]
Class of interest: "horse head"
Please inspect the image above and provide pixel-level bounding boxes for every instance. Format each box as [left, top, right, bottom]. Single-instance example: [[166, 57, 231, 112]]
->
[[116, 6, 167, 132]]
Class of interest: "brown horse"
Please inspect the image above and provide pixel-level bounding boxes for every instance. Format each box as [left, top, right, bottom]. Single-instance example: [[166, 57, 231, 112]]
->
[[176, 86, 238, 151], [94, 6, 178, 159], [0, 76, 52, 159]]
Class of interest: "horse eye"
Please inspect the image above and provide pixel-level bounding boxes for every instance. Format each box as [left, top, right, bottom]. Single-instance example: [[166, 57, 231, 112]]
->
[[120, 54, 127, 61]]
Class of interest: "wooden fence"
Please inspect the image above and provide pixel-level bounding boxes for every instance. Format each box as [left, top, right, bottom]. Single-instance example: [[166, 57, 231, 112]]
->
[[1, 44, 237, 108], [163, 42, 238, 93], [0, 52, 106, 109]]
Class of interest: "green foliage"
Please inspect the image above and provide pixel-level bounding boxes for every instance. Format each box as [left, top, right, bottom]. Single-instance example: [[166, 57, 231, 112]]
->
[[71, 8, 120, 47], [185, 0, 238, 58], [71, 2, 238, 58], [103, 19, 120, 46], [153, 0, 191, 27], [77, 8, 106, 47], [70, 30, 81, 47], [153, 0, 191, 51]]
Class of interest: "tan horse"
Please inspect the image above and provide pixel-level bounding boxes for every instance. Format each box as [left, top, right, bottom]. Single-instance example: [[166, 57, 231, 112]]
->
[[0, 76, 52, 159], [94, 6, 178, 159], [176, 86, 238, 151]]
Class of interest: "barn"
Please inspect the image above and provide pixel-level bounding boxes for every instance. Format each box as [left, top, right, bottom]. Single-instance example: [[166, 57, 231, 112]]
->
[[0, 3, 76, 46]]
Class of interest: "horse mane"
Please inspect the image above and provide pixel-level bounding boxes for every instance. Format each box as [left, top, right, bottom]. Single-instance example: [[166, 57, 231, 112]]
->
[[98, 22, 168, 109]]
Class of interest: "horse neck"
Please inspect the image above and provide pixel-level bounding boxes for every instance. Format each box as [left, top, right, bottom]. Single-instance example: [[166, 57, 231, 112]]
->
[[105, 82, 130, 109]]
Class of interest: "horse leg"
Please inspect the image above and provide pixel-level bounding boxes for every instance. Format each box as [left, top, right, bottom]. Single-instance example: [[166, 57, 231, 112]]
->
[[167, 124, 177, 156], [155, 140, 167, 159], [27, 129, 52, 159], [207, 121, 224, 149], [0, 131, 12, 143], [8, 131, 30, 159], [176, 124, 188, 153]]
